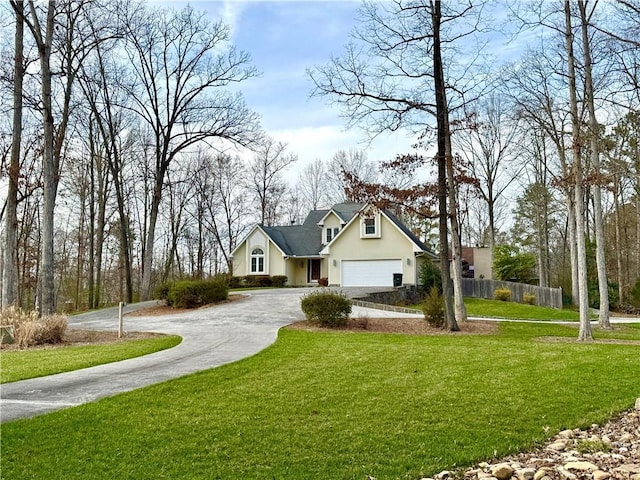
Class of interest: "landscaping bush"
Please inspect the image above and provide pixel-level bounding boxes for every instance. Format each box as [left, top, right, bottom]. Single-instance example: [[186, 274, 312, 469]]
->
[[271, 275, 288, 287], [418, 260, 442, 294], [421, 286, 444, 328], [0, 306, 67, 348], [318, 277, 329, 287], [244, 275, 272, 287], [494, 288, 512, 302], [522, 292, 536, 305], [166, 277, 229, 309], [229, 276, 243, 289], [301, 290, 351, 327], [154, 282, 171, 302]]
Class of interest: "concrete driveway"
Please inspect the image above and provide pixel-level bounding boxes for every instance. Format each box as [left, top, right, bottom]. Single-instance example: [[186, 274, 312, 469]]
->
[[0, 288, 421, 423]]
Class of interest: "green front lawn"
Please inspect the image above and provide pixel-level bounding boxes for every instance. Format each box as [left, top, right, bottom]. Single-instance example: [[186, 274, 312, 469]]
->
[[0, 335, 182, 383], [2, 323, 639, 479], [409, 297, 582, 321], [464, 297, 583, 321]]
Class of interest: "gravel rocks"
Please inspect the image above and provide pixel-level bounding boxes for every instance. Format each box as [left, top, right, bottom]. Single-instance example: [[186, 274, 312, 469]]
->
[[422, 400, 640, 480]]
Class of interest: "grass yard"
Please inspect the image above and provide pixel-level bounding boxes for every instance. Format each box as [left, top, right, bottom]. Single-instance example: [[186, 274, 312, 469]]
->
[[409, 297, 583, 321], [0, 335, 182, 383], [464, 297, 583, 321], [2, 322, 639, 479]]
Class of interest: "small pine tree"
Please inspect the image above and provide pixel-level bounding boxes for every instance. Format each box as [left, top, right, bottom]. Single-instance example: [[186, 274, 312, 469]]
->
[[422, 286, 445, 328], [419, 260, 442, 294]]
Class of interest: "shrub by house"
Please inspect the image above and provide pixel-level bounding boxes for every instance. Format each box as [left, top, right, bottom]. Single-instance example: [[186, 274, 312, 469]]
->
[[301, 290, 352, 327], [156, 277, 229, 309]]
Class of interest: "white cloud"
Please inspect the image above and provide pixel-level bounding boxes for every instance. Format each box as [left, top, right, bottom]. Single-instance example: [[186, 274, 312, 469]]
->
[[271, 125, 422, 182]]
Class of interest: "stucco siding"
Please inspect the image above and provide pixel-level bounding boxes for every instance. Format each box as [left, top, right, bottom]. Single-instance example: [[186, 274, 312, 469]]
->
[[327, 214, 417, 285], [232, 243, 247, 276], [283, 259, 296, 285], [268, 242, 285, 276]]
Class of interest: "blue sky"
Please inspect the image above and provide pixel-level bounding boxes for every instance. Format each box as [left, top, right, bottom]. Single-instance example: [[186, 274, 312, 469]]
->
[[197, 0, 420, 174]]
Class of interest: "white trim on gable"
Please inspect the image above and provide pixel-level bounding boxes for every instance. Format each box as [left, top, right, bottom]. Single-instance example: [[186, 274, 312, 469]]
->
[[230, 225, 288, 259], [320, 203, 429, 255], [316, 209, 348, 226]]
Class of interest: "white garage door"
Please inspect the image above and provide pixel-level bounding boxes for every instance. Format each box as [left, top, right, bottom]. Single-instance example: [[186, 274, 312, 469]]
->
[[341, 259, 402, 287]]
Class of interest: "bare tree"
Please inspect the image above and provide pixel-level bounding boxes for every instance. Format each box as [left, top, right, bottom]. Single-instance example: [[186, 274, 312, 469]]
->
[[592, 0, 640, 48], [2, 1, 24, 307], [77, 3, 136, 303], [11, 0, 104, 313], [188, 151, 252, 273], [310, 0, 489, 330], [121, 5, 260, 300], [12, 0, 57, 314], [248, 137, 297, 225], [504, 45, 580, 303], [297, 158, 329, 210], [455, 94, 523, 267], [578, 0, 610, 328], [160, 167, 193, 282], [327, 149, 378, 203], [565, 0, 592, 341]]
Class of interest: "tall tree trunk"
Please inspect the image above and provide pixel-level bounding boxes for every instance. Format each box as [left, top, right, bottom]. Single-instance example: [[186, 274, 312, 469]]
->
[[613, 177, 624, 304], [565, 0, 592, 341], [114, 172, 134, 304], [431, 0, 458, 332], [88, 144, 95, 310], [2, 2, 23, 308], [566, 192, 579, 304], [446, 140, 467, 323], [554, 139, 579, 304], [94, 181, 107, 308], [538, 137, 551, 288], [578, 0, 610, 328], [141, 175, 163, 300], [37, 1, 58, 315], [75, 177, 87, 310]]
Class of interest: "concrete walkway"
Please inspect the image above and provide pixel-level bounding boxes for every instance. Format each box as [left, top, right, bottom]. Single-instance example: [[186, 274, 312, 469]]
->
[[0, 288, 421, 423]]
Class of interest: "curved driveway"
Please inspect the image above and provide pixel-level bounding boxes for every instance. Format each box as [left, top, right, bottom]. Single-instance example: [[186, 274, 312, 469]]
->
[[0, 288, 419, 423], [5, 288, 634, 424]]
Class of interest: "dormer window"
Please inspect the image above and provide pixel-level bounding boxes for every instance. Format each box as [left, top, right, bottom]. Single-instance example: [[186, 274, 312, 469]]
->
[[364, 218, 376, 235], [326, 227, 340, 243], [361, 214, 380, 238]]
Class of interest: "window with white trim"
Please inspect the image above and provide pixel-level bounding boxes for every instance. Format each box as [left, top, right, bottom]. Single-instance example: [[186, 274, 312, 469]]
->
[[326, 227, 340, 243], [250, 248, 265, 273], [364, 218, 376, 236]]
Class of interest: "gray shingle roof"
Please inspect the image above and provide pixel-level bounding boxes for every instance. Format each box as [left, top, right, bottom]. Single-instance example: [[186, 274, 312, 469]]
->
[[328, 202, 363, 223], [261, 224, 323, 257], [258, 202, 434, 258]]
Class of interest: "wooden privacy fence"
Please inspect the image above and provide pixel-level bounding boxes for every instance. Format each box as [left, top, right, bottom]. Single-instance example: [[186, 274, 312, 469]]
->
[[461, 279, 563, 309]]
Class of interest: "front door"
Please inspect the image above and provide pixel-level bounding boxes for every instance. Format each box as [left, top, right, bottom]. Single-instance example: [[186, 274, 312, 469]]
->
[[308, 259, 321, 282]]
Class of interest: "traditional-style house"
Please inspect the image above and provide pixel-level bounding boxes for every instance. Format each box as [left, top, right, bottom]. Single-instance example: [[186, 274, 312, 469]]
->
[[231, 203, 436, 287]]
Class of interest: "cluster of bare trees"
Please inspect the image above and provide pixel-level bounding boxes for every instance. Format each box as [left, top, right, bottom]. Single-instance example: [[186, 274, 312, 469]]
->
[[311, 0, 640, 338], [0, 1, 382, 313], [0, 1, 271, 312], [1, 1, 639, 342]]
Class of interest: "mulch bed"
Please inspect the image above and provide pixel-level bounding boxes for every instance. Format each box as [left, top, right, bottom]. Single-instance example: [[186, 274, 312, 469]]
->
[[286, 317, 498, 335], [1, 329, 164, 351]]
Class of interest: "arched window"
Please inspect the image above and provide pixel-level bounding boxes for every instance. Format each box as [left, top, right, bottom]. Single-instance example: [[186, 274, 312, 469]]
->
[[251, 248, 265, 273]]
